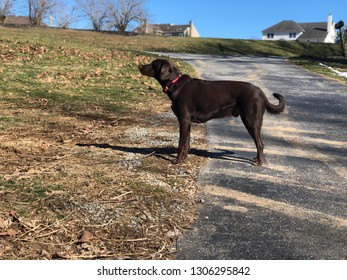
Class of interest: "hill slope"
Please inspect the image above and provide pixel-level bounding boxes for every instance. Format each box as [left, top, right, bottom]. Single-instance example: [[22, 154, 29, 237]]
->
[[1, 27, 342, 57]]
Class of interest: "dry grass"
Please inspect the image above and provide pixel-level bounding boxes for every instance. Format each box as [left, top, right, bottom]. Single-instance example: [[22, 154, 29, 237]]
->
[[289, 56, 347, 84], [0, 27, 207, 259]]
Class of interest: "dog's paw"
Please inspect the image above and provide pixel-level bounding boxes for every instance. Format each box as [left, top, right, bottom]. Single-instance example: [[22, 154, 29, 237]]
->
[[171, 159, 180, 164], [253, 157, 263, 166], [171, 158, 184, 164]]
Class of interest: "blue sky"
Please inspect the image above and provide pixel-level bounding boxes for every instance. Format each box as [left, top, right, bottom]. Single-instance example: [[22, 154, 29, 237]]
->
[[146, 0, 347, 39]]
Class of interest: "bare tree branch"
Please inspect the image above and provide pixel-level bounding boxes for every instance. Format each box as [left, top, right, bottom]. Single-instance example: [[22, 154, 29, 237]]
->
[[76, 0, 110, 31], [28, 0, 56, 26], [108, 0, 147, 33], [0, 0, 15, 24], [54, 0, 78, 28]]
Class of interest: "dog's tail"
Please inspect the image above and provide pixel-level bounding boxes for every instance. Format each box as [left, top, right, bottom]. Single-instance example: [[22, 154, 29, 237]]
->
[[264, 93, 285, 114]]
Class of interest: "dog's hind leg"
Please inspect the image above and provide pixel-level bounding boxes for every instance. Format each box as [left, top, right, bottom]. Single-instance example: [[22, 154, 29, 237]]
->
[[253, 132, 264, 166], [240, 113, 264, 166]]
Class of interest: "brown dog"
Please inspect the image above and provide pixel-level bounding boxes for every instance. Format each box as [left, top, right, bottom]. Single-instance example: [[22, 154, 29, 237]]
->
[[139, 59, 285, 165]]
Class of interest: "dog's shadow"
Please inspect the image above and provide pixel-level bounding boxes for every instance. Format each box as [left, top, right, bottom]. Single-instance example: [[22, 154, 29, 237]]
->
[[76, 143, 254, 165]]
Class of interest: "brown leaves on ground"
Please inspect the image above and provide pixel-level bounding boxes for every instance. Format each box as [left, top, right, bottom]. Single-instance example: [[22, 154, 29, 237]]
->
[[79, 230, 94, 243], [0, 28, 206, 260]]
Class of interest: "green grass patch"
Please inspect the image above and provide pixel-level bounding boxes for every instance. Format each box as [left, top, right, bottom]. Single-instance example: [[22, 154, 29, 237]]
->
[[289, 56, 347, 83]]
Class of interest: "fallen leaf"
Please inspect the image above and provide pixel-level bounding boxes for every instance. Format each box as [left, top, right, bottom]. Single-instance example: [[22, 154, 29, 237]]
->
[[0, 190, 9, 196], [0, 229, 17, 236], [166, 229, 180, 240], [9, 210, 17, 217], [45, 190, 66, 196], [18, 218, 38, 229], [41, 249, 50, 259], [79, 230, 93, 243], [52, 251, 68, 259], [0, 218, 12, 229], [40, 141, 50, 151]]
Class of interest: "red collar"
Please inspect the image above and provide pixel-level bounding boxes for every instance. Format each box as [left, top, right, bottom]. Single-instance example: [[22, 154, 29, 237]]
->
[[163, 74, 182, 93]]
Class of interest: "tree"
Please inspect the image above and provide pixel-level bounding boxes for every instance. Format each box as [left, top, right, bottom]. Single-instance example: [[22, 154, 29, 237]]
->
[[55, 0, 78, 28], [335, 21, 346, 58], [0, 0, 15, 24], [28, 0, 57, 26], [341, 27, 347, 58], [108, 0, 147, 33], [76, 0, 110, 30]]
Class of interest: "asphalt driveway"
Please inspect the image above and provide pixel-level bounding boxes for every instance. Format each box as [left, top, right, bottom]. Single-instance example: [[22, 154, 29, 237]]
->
[[158, 53, 347, 259]]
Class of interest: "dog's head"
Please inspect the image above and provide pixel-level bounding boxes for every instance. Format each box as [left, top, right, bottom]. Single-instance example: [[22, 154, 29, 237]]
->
[[139, 59, 180, 82]]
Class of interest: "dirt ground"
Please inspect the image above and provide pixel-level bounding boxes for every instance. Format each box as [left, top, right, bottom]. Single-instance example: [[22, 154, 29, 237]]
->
[[0, 29, 208, 259], [0, 66, 207, 260]]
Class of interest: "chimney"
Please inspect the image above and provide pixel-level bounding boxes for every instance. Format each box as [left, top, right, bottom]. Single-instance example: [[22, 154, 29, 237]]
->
[[188, 20, 192, 37], [328, 14, 333, 33], [144, 19, 147, 34], [49, 15, 53, 27]]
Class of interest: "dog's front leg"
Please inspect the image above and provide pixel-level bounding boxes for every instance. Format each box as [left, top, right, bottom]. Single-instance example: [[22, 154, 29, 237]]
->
[[172, 120, 191, 164]]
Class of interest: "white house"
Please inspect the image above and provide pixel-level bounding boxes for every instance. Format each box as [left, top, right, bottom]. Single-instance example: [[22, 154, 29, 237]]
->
[[135, 21, 200, 37], [262, 15, 336, 43]]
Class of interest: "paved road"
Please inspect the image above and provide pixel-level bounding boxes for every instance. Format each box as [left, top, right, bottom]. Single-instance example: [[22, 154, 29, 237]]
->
[[158, 53, 347, 259]]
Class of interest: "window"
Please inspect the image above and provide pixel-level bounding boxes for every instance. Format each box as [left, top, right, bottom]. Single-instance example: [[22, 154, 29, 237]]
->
[[267, 33, 274, 38], [289, 32, 296, 38]]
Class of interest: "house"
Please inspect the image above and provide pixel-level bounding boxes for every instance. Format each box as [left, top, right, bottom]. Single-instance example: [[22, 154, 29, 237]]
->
[[262, 15, 336, 43], [136, 21, 200, 37], [1, 16, 47, 27]]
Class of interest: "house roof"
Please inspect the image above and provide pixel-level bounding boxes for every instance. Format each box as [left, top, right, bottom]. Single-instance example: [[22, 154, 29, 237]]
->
[[3, 16, 47, 26], [262, 20, 304, 33], [149, 23, 189, 34], [3, 16, 31, 25], [297, 22, 327, 41], [262, 19, 332, 42]]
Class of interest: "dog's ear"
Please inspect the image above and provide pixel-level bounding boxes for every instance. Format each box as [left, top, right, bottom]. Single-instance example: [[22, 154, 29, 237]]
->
[[160, 61, 173, 80]]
